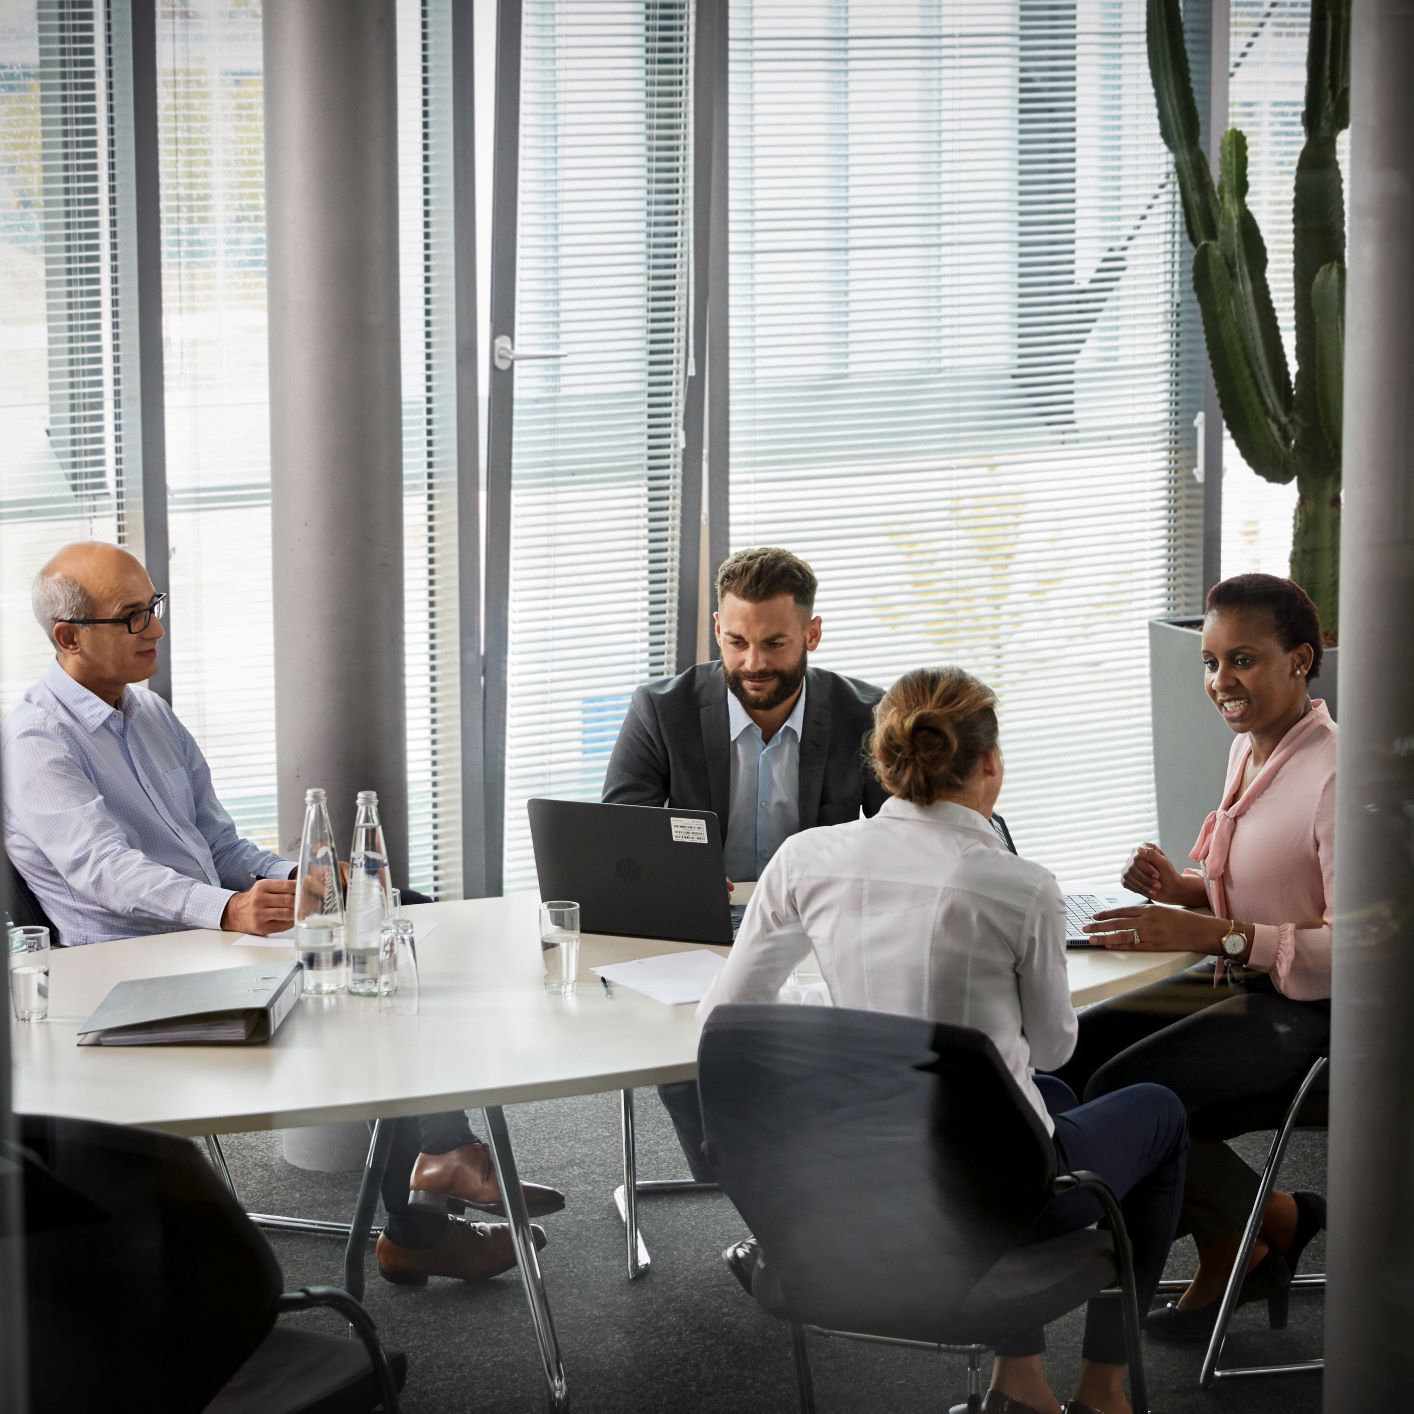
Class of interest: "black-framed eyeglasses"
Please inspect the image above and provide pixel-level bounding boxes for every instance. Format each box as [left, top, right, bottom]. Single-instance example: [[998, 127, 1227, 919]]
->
[[61, 592, 167, 635]]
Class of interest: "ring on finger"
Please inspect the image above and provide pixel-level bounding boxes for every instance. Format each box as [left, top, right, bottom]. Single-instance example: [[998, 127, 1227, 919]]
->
[[1129, 928, 1140, 946]]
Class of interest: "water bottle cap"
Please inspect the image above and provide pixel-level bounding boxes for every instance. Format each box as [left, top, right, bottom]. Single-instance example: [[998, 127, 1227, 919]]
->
[[356, 790, 379, 805], [304, 787, 327, 804]]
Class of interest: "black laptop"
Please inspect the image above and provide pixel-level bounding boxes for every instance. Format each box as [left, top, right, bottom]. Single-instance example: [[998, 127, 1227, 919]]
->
[[991, 813, 1122, 948], [527, 799, 735, 945]]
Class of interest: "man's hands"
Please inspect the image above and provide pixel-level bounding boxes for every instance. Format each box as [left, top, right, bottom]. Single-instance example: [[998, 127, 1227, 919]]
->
[[221, 878, 297, 935], [1120, 842, 1208, 908]]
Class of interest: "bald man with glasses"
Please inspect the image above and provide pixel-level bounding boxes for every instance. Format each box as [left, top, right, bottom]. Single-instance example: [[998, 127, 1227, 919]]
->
[[2, 541, 298, 946], [3, 540, 563, 1284]]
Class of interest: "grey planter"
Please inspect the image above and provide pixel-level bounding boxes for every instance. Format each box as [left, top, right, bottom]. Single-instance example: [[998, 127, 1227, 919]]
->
[[1149, 617, 1339, 865]]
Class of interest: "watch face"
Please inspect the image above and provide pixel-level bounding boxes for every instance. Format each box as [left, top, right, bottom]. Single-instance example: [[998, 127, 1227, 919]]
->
[[1223, 930, 1246, 957]]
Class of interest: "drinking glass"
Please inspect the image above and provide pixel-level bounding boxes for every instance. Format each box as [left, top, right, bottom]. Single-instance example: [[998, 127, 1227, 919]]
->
[[9, 925, 50, 1022], [540, 901, 581, 996], [378, 918, 419, 1014]]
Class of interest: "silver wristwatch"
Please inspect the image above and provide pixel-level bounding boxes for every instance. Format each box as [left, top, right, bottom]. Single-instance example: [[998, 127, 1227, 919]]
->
[[1220, 920, 1247, 959]]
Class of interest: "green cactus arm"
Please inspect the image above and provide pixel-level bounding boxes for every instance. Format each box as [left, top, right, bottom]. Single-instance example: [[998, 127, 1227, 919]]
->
[[1147, 0, 1219, 247], [1216, 129, 1294, 437], [1193, 242, 1295, 484], [1304, 0, 1353, 140], [1312, 261, 1345, 469], [1292, 137, 1346, 440]]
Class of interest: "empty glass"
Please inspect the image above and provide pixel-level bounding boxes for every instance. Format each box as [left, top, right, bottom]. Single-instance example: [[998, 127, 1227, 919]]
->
[[378, 918, 419, 1014], [540, 900, 580, 996], [9, 925, 50, 1022]]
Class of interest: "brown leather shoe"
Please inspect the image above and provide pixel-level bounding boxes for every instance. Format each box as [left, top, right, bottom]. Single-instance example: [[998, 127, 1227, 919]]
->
[[376, 1218, 546, 1285], [409, 1141, 566, 1218]]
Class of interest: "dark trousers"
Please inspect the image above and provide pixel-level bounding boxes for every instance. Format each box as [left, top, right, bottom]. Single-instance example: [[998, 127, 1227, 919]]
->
[[375, 1111, 478, 1248], [998, 1077, 1189, 1365], [658, 1080, 712, 1180], [1052, 962, 1330, 1244]]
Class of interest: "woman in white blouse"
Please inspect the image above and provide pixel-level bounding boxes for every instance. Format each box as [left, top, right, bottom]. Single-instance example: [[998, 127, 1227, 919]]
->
[[700, 666, 1187, 1414]]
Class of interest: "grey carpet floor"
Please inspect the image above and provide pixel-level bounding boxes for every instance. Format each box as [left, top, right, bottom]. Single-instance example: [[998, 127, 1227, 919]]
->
[[219, 1092, 1326, 1414]]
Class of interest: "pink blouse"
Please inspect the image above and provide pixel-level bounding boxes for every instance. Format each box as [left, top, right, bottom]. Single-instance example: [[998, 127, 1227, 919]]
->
[[1190, 700, 1337, 1001]]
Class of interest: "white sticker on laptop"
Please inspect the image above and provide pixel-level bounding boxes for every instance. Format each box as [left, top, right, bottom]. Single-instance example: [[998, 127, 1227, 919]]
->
[[670, 817, 709, 844]]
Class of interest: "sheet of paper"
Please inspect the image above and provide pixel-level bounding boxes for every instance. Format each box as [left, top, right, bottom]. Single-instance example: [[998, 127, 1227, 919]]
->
[[593, 949, 726, 1005], [235, 920, 441, 949]]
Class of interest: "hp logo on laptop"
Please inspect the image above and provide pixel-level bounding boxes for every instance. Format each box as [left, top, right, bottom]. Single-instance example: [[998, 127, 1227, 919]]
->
[[616, 856, 642, 883]]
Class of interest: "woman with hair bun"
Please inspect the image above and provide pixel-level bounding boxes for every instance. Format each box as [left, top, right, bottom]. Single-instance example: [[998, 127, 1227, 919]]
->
[[701, 666, 1188, 1414], [1065, 572, 1334, 1340]]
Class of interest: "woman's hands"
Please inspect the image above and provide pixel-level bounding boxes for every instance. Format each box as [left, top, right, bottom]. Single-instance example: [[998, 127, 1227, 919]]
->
[[1082, 903, 1222, 953], [1121, 842, 1208, 908]]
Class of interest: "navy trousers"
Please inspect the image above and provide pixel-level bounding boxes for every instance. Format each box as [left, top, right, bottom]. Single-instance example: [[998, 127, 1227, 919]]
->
[[997, 1076, 1189, 1365]]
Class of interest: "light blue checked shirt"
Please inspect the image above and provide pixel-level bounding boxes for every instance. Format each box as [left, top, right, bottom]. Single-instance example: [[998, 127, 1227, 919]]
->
[[722, 683, 805, 884], [2, 660, 295, 947]]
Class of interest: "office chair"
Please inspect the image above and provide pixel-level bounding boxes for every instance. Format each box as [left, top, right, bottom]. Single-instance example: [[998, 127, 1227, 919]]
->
[[1180, 1056, 1328, 1388], [14, 1114, 405, 1414], [698, 1005, 1150, 1414], [2, 845, 58, 939]]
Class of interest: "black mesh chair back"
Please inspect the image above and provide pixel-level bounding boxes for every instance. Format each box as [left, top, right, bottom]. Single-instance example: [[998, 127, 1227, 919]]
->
[[18, 1115, 281, 1414], [2, 845, 58, 938], [698, 1004, 1061, 1343], [16, 1114, 405, 1414]]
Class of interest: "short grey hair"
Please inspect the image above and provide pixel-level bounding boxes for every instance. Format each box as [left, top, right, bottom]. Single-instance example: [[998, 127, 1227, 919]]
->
[[32, 569, 95, 646]]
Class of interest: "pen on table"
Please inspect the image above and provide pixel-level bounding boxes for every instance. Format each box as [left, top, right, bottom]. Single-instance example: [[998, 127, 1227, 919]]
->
[[601, 976, 613, 998]]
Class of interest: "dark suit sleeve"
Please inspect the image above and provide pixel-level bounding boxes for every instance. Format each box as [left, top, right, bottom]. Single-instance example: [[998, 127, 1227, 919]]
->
[[857, 682, 887, 818], [602, 686, 671, 805]]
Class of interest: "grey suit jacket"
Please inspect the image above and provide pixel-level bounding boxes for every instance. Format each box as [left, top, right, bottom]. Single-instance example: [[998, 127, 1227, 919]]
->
[[601, 661, 888, 830]]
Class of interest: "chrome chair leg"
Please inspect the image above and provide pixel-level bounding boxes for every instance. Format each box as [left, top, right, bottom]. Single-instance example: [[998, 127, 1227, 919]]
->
[[965, 1346, 985, 1411], [485, 1104, 568, 1414], [789, 1322, 817, 1414], [1200, 1057, 1328, 1388], [343, 1118, 393, 1305], [200, 1132, 384, 1242], [203, 1134, 239, 1197], [612, 1088, 719, 1278]]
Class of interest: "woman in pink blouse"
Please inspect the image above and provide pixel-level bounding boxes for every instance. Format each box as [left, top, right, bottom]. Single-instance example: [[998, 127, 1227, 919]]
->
[[1057, 573, 1334, 1341]]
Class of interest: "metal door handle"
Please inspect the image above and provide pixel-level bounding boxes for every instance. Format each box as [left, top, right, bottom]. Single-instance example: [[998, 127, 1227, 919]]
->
[[493, 335, 567, 371]]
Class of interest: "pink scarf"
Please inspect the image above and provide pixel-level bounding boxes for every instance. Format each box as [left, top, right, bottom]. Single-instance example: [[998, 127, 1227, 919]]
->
[[1190, 701, 1331, 966]]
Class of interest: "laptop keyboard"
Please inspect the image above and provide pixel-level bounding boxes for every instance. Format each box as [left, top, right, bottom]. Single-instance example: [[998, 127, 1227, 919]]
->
[[1064, 892, 1121, 947]]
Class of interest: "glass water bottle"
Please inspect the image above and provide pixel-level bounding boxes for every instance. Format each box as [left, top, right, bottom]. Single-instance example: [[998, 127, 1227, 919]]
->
[[346, 789, 393, 996], [295, 787, 346, 994]]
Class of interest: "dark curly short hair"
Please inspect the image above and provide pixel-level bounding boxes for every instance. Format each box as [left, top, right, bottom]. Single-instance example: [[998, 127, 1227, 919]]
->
[[1205, 573, 1324, 680]]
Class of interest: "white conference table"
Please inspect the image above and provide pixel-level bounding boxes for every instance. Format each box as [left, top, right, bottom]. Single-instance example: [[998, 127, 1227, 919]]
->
[[11, 892, 1201, 1413]]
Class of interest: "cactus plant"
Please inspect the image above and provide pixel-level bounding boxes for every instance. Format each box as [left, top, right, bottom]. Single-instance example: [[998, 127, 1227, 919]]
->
[[1148, 0, 1349, 632]]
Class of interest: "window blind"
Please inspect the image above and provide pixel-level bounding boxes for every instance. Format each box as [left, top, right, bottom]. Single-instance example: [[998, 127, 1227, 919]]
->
[[1220, 0, 1330, 582], [157, 0, 279, 849], [0, 0, 122, 710], [725, 0, 1203, 887], [497, 0, 693, 890], [398, 0, 465, 897]]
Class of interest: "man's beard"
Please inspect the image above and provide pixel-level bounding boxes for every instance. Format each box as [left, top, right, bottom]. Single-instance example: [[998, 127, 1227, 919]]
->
[[725, 648, 808, 713]]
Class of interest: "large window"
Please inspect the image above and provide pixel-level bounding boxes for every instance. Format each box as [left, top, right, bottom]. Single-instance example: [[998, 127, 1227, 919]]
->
[[2, 0, 466, 894], [726, 0, 1202, 885], [494, 0, 694, 890], [1, 0, 123, 710], [1219, 0, 1329, 581]]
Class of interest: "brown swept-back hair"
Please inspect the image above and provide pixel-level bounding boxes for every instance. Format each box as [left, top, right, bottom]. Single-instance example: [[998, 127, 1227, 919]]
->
[[715, 546, 818, 614], [871, 667, 999, 805]]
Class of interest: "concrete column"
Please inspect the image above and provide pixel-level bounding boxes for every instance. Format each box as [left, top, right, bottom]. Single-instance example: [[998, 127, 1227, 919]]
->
[[264, 0, 408, 879], [1325, 1, 1414, 1405]]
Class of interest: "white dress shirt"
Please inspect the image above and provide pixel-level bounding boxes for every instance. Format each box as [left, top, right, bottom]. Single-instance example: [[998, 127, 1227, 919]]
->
[[2, 661, 295, 946], [722, 683, 805, 883], [699, 796, 1075, 1131]]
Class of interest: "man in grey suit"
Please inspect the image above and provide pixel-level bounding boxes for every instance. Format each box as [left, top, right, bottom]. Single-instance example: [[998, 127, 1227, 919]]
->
[[602, 545, 885, 1176]]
